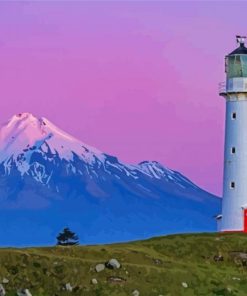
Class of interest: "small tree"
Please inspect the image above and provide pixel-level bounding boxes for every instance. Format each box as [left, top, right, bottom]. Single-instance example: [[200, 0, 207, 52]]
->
[[56, 227, 79, 246]]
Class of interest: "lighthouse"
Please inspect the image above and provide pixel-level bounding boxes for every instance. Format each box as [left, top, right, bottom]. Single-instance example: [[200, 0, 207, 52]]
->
[[219, 36, 247, 232]]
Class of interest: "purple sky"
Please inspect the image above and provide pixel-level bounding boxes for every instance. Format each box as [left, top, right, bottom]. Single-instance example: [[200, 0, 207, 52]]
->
[[0, 1, 246, 196]]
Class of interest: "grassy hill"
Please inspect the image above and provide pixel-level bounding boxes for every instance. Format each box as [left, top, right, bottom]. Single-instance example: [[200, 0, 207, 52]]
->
[[1, 233, 247, 295]]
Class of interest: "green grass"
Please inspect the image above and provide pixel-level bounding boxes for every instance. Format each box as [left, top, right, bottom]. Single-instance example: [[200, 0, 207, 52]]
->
[[2, 233, 247, 295]]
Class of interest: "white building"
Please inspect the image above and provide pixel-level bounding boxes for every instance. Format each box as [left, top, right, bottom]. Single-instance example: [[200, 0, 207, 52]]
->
[[219, 36, 247, 232]]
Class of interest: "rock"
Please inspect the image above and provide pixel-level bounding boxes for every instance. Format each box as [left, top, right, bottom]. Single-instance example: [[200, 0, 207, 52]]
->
[[2, 278, 9, 284], [153, 258, 163, 265], [229, 252, 247, 260], [95, 263, 105, 273], [230, 252, 247, 265], [0, 284, 5, 296], [106, 259, 121, 269], [232, 277, 241, 281], [182, 282, 188, 288], [107, 276, 126, 284], [16, 289, 32, 296], [213, 255, 224, 262], [132, 290, 140, 296], [65, 283, 73, 292], [235, 252, 247, 260], [91, 279, 98, 285]]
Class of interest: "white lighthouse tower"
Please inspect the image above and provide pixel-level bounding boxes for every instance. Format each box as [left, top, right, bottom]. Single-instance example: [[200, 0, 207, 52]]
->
[[219, 36, 247, 232]]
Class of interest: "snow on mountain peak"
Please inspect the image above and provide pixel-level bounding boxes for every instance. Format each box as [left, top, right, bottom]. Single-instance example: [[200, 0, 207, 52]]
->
[[138, 161, 172, 178], [0, 113, 199, 191], [0, 113, 104, 164], [138, 160, 199, 189]]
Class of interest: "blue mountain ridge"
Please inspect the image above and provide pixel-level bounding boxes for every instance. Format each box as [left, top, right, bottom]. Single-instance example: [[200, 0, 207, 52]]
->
[[0, 114, 221, 246]]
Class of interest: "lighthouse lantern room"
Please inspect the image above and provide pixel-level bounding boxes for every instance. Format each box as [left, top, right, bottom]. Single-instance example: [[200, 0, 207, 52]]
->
[[219, 35, 247, 232]]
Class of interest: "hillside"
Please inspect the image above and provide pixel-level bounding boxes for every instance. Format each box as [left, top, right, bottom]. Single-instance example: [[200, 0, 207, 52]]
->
[[1, 233, 247, 295]]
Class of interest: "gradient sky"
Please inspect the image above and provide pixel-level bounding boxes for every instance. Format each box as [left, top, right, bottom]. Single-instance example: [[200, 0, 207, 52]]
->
[[1, 1, 247, 196]]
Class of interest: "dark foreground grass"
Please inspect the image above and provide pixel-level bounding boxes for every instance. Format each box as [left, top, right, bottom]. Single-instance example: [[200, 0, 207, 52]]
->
[[1, 233, 247, 295]]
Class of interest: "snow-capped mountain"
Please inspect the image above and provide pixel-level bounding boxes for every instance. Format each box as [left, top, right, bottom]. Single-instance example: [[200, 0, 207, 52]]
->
[[0, 113, 221, 246], [0, 113, 104, 170]]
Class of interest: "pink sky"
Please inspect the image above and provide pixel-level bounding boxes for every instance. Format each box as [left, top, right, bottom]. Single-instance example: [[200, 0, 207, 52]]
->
[[0, 1, 246, 196]]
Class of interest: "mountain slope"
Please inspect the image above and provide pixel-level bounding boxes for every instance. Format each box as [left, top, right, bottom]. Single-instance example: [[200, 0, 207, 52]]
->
[[0, 113, 221, 246]]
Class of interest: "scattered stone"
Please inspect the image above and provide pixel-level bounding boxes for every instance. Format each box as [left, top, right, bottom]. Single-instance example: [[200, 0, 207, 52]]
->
[[214, 255, 224, 262], [230, 252, 247, 266], [91, 279, 98, 285], [230, 252, 247, 265], [107, 276, 126, 284], [182, 282, 188, 288], [65, 283, 73, 292], [233, 252, 247, 259], [2, 278, 9, 284], [132, 290, 140, 296], [95, 263, 105, 273], [232, 277, 241, 281], [0, 284, 5, 296], [16, 289, 32, 296], [153, 258, 163, 265], [106, 259, 121, 269]]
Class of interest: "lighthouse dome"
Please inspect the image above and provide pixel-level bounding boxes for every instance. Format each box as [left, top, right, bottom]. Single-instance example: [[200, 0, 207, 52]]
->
[[226, 36, 247, 78], [228, 43, 247, 56]]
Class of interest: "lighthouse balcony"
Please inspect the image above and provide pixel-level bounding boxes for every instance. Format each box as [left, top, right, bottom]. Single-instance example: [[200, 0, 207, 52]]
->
[[219, 78, 247, 95], [219, 82, 226, 94]]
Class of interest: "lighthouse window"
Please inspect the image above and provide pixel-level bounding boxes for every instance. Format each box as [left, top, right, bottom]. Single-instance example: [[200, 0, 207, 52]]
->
[[225, 57, 228, 73], [228, 55, 247, 78], [230, 182, 235, 189], [241, 55, 247, 77], [232, 112, 236, 120], [231, 147, 236, 154], [235, 55, 242, 76]]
